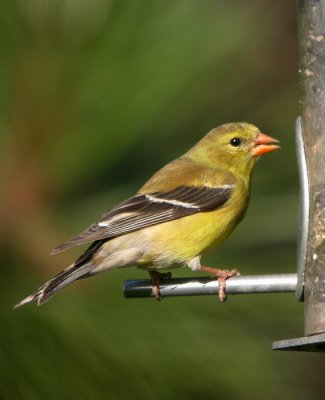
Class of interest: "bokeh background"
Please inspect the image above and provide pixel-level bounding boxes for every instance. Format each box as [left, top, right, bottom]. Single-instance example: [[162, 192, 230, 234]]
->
[[1, 1, 324, 399]]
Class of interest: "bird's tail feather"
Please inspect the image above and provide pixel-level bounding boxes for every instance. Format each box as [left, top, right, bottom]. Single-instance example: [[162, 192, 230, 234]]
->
[[14, 262, 94, 308]]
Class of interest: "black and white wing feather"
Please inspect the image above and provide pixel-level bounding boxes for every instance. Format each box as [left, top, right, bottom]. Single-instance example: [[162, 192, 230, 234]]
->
[[51, 184, 234, 254]]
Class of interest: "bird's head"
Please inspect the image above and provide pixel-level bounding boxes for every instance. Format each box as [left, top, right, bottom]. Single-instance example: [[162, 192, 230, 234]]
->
[[187, 122, 280, 178]]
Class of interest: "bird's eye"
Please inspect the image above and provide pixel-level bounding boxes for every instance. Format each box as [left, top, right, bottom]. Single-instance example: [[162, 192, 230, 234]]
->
[[230, 137, 241, 147]]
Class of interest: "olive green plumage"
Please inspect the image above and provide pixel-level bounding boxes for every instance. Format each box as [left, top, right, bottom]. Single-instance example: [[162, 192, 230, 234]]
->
[[15, 122, 279, 307]]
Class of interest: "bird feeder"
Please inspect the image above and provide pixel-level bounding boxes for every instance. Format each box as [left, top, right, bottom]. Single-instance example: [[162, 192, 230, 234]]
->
[[124, 0, 325, 352], [273, 0, 325, 351]]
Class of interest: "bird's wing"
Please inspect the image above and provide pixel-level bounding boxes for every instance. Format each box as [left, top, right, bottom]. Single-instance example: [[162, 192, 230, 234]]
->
[[51, 184, 234, 254]]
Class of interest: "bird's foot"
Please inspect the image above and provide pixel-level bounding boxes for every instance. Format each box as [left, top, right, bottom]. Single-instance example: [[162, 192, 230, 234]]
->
[[200, 266, 240, 302], [149, 271, 172, 300]]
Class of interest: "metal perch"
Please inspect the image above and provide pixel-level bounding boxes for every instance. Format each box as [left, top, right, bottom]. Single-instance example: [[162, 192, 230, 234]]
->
[[124, 274, 297, 298]]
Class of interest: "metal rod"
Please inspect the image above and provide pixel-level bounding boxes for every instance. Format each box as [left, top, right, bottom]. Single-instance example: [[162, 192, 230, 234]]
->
[[295, 117, 309, 301], [124, 273, 297, 298], [298, 0, 325, 336]]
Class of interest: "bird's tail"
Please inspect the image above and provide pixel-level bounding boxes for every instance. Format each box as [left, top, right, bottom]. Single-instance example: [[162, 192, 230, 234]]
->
[[14, 261, 94, 308]]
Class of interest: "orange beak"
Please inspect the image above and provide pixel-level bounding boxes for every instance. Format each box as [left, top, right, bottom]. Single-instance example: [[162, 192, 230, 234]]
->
[[251, 133, 280, 157]]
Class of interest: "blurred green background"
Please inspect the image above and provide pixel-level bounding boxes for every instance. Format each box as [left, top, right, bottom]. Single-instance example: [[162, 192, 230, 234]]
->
[[1, 1, 324, 399]]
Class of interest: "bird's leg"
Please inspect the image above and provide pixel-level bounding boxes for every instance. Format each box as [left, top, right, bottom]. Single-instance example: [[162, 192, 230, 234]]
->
[[149, 270, 172, 300], [200, 266, 240, 301]]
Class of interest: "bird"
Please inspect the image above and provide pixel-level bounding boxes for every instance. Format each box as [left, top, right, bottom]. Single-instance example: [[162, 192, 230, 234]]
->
[[14, 122, 280, 308]]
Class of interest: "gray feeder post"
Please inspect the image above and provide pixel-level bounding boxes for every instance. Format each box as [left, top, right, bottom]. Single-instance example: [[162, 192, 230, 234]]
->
[[299, 0, 325, 336], [273, 0, 325, 351]]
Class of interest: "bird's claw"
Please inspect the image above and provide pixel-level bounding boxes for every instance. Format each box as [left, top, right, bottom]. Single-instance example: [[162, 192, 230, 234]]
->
[[217, 268, 240, 301], [149, 271, 172, 300], [201, 266, 240, 302]]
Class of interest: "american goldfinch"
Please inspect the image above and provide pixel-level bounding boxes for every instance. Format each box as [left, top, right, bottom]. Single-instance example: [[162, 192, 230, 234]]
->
[[15, 122, 279, 307]]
